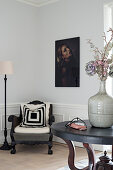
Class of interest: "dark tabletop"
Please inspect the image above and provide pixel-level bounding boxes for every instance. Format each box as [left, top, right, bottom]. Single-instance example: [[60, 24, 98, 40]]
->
[[52, 120, 113, 145]]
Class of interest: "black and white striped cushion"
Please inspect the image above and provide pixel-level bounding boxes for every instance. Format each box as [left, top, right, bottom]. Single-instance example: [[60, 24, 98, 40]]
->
[[20, 104, 46, 127]]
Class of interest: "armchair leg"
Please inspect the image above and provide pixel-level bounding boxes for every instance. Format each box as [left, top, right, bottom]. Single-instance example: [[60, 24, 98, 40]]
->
[[10, 133, 16, 154], [48, 143, 53, 154], [48, 133, 53, 155], [11, 144, 16, 154]]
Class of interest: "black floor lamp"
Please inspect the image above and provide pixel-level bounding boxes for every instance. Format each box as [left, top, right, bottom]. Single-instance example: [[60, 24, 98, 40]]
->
[[0, 61, 13, 150]]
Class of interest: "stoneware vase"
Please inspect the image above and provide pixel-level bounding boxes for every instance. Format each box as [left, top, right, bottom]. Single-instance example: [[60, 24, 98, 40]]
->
[[88, 80, 113, 128]]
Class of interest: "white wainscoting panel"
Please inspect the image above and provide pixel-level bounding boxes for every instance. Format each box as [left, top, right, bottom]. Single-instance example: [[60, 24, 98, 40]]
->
[[0, 102, 108, 152], [0, 103, 20, 144], [53, 114, 64, 143]]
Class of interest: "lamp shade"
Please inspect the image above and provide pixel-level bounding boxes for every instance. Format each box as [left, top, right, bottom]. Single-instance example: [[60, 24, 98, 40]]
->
[[0, 61, 13, 75]]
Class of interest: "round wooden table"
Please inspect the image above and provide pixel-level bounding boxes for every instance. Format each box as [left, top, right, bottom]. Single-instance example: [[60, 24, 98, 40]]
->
[[52, 120, 113, 170]]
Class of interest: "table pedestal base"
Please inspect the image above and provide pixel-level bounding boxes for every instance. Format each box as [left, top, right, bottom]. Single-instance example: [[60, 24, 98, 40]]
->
[[64, 140, 96, 170]]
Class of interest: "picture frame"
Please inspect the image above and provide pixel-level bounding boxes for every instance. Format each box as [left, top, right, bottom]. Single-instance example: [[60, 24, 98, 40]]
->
[[55, 37, 80, 87]]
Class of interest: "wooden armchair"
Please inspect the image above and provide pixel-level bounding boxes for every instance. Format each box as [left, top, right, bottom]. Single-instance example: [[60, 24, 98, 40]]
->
[[8, 100, 55, 154]]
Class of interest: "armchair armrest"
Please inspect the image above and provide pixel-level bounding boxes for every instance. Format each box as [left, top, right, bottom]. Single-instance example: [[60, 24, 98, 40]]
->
[[8, 115, 21, 132], [49, 115, 55, 126], [48, 105, 55, 126]]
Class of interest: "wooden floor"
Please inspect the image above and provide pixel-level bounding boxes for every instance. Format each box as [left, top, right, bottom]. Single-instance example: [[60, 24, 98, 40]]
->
[[0, 142, 100, 170]]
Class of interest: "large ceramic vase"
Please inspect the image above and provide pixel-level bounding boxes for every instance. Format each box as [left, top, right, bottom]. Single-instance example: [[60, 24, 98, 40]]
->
[[88, 80, 113, 128]]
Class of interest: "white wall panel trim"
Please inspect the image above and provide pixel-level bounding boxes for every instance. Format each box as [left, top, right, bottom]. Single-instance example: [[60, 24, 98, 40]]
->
[[0, 102, 105, 151], [16, 0, 60, 7]]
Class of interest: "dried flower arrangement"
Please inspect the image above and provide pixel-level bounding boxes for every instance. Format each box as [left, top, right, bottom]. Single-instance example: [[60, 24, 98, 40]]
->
[[85, 28, 113, 81]]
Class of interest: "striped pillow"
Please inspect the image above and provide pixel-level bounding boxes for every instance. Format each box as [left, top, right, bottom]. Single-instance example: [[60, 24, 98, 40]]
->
[[20, 104, 46, 127]]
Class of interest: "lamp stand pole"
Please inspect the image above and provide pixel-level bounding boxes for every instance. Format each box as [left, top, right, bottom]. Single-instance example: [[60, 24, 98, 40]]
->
[[0, 74, 11, 150]]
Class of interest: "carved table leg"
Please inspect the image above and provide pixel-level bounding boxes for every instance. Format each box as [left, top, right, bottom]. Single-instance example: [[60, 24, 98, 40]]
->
[[83, 143, 96, 170], [112, 145, 113, 162], [64, 139, 89, 170]]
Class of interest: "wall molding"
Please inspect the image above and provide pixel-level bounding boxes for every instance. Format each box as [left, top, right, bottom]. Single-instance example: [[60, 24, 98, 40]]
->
[[16, 0, 60, 7], [0, 103, 20, 109]]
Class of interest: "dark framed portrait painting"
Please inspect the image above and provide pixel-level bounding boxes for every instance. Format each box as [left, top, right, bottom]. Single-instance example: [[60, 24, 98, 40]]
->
[[55, 37, 80, 87]]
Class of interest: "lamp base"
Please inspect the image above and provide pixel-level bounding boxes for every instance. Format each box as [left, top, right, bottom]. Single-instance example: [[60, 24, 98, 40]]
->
[[0, 141, 12, 150]]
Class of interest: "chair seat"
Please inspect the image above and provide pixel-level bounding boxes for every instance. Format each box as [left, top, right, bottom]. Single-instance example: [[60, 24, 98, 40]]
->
[[14, 125, 50, 134]]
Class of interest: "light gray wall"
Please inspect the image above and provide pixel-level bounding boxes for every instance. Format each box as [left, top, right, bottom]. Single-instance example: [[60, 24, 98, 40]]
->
[[0, 0, 112, 105], [35, 0, 105, 104], [0, 0, 39, 103]]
